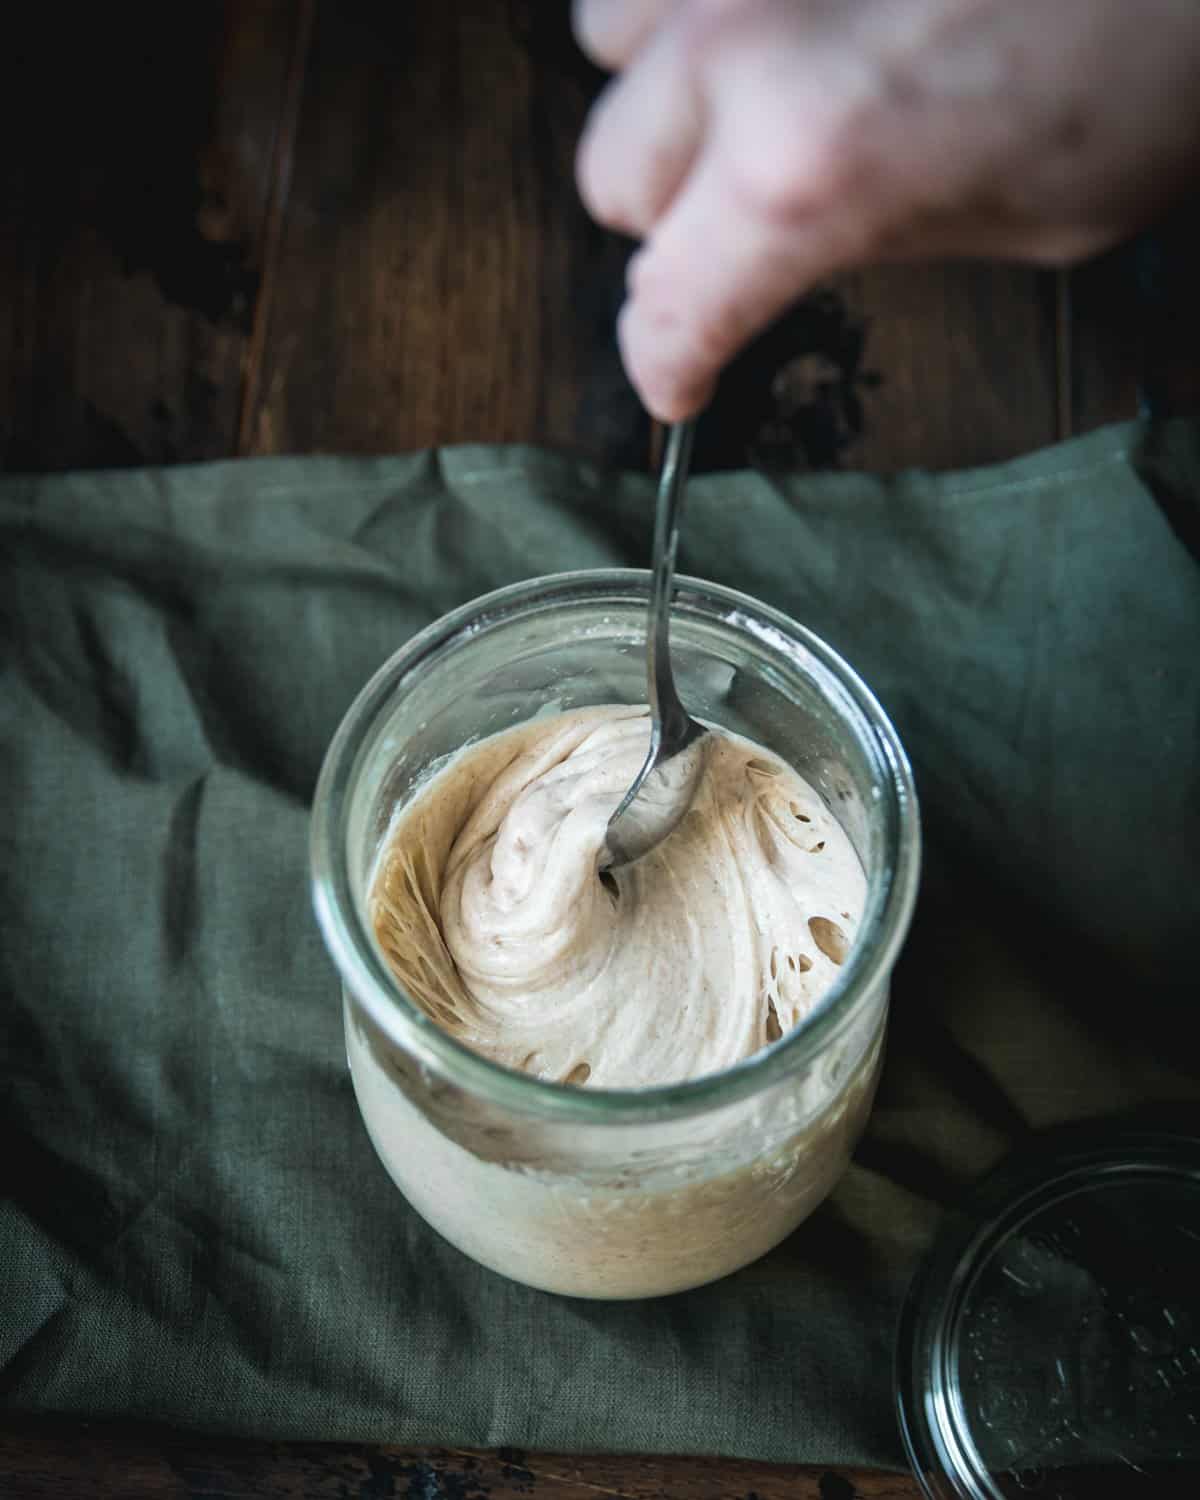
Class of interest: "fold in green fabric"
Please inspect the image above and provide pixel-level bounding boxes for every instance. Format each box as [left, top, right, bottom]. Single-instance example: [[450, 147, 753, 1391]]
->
[[1, 419, 1197, 1464]]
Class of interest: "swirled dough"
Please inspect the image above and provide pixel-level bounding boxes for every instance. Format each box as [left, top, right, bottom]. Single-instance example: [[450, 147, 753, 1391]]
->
[[370, 706, 865, 1088]]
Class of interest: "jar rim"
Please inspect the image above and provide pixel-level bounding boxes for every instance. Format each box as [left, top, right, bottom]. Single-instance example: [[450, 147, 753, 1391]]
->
[[310, 568, 921, 1124]]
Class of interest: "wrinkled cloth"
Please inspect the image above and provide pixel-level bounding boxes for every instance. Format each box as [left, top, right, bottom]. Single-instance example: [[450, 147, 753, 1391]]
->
[[1, 419, 1197, 1465]]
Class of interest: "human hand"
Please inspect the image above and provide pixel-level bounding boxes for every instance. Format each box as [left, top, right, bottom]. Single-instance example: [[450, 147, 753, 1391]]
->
[[573, 0, 1200, 420]]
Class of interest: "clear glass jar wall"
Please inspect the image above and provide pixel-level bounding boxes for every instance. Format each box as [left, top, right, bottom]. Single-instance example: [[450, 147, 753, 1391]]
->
[[312, 572, 920, 1298]]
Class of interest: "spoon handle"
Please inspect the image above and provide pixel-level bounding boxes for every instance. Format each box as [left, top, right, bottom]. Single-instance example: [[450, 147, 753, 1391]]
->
[[646, 418, 698, 748]]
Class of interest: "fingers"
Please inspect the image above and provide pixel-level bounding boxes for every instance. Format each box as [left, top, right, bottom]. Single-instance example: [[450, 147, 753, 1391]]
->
[[572, 0, 676, 71], [576, 0, 865, 418], [575, 0, 874, 419], [576, 18, 703, 236], [618, 152, 847, 420]]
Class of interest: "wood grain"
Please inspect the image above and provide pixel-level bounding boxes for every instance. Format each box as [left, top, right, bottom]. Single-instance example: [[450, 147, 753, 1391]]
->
[[1065, 212, 1200, 435], [0, 2, 298, 472], [246, 2, 646, 468], [847, 264, 1060, 471], [694, 263, 1059, 475], [0, 1425, 919, 1500]]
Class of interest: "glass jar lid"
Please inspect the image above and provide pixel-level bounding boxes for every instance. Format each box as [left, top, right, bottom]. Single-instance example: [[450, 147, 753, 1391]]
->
[[896, 1124, 1200, 1499]]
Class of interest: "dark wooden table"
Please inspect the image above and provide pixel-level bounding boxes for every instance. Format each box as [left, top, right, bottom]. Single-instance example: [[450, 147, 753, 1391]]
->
[[4, 0, 1197, 481], [2, 4, 1196, 1496], [0, 1425, 917, 1500]]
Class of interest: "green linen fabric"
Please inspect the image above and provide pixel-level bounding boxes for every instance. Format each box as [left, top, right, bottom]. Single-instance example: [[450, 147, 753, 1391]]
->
[[1, 419, 1197, 1465]]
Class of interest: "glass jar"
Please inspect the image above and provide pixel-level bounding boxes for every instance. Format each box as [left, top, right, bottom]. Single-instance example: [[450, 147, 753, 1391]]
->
[[311, 571, 920, 1299]]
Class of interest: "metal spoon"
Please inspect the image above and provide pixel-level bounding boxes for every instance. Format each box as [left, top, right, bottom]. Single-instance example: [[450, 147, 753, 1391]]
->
[[605, 419, 708, 868]]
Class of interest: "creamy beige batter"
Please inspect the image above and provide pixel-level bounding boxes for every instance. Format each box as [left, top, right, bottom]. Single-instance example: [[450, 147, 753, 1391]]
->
[[369, 705, 866, 1086]]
